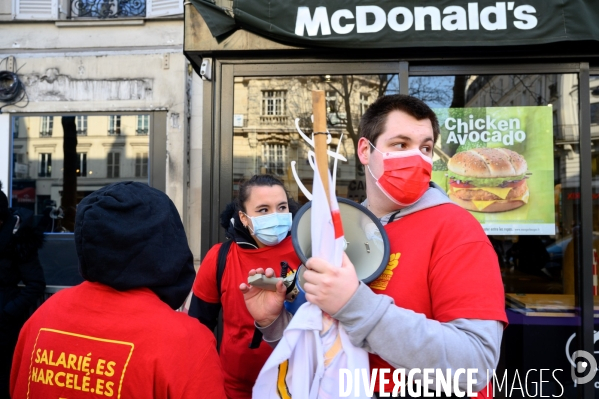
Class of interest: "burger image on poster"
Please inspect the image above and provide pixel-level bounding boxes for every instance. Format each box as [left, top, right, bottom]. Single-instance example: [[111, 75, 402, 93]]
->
[[447, 148, 529, 213]]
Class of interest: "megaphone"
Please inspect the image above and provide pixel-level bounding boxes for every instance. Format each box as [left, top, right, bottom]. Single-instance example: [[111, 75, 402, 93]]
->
[[291, 197, 390, 291]]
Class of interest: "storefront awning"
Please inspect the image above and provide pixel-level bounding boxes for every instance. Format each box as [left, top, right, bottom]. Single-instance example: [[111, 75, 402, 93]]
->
[[189, 0, 599, 49]]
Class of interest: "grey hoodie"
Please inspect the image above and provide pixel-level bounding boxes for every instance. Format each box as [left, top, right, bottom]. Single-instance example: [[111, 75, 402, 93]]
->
[[258, 184, 503, 393]]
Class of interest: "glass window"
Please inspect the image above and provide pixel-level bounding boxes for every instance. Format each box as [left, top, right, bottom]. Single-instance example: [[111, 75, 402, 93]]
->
[[76, 115, 87, 136], [137, 115, 149, 135], [410, 73, 580, 397], [76, 153, 87, 177], [261, 90, 287, 117], [592, 103, 599, 125], [233, 74, 399, 203], [40, 116, 53, 137], [325, 90, 338, 113], [135, 153, 148, 177], [13, 116, 20, 139], [359, 93, 370, 116], [38, 153, 51, 177], [10, 114, 151, 233], [261, 144, 286, 176], [108, 115, 121, 135], [107, 152, 120, 178], [70, 0, 146, 18]]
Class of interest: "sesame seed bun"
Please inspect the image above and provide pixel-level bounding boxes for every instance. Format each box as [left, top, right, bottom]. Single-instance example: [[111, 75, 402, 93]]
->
[[447, 148, 527, 178]]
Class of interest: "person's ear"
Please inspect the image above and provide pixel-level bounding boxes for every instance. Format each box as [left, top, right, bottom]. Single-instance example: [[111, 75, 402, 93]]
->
[[357, 137, 371, 166], [239, 210, 248, 228]]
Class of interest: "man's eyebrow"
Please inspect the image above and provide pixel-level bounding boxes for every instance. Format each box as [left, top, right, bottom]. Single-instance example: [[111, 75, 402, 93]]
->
[[387, 134, 413, 142], [387, 134, 434, 143]]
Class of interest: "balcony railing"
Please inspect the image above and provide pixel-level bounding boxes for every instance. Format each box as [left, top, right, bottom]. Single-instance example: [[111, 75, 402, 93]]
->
[[554, 124, 579, 142], [70, 0, 146, 19], [136, 128, 149, 135], [108, 129, 121, 136], [40, 131, 52, 137], [259, 115, 289, 125]]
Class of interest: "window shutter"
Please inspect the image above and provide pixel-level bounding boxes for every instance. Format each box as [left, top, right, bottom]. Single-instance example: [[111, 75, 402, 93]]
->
[[147, 0, 183, 17], [14, 0, 57, 19]]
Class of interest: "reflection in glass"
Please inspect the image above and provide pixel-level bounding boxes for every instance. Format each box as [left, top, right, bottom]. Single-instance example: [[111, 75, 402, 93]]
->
[[40, 116, 53, 137], [233, 74, 399, 204], [410, 74, 579, 296], [10, 114, 151, 233], [136, 115, 149, 135], [108, 115, 121, 135], [76, 115, 88, 136], [411, 73, 582, 398]]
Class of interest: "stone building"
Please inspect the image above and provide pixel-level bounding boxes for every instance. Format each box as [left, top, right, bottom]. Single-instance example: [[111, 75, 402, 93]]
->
[[0, 0, 209, 261]]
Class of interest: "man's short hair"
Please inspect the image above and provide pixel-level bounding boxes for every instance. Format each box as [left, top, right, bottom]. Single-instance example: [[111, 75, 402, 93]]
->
[[359, 94, 440, 147]]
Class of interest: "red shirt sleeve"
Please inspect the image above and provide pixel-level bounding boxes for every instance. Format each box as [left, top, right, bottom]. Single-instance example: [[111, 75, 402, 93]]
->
[[192, 243, 222, 304], [429, 240, 507, 325]]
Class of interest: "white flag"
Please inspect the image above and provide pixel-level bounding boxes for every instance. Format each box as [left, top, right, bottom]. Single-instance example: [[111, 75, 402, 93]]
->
[[252, 162, 370, 399]]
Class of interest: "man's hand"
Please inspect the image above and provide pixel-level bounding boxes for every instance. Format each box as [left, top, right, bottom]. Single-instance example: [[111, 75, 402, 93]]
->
[[240, 268, 286, 327], [302, 252, 359, 315]]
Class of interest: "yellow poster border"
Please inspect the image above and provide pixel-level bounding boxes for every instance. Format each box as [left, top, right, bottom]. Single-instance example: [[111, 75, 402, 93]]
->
[[27, 328, 135, 399]]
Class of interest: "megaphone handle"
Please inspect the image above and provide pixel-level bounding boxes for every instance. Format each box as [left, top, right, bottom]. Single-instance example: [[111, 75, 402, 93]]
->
[[247, 274, 281, 292]]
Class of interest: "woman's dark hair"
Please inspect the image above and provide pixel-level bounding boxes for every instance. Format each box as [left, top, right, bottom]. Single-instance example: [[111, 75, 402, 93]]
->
[[235, 174, 299, 214]]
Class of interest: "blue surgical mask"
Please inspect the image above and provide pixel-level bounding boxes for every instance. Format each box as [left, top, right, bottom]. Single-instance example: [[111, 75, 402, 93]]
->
[[245, 212, 292, 246]]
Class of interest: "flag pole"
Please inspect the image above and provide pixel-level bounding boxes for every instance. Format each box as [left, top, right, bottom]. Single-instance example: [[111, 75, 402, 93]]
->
[[312, 90, 330, 205]]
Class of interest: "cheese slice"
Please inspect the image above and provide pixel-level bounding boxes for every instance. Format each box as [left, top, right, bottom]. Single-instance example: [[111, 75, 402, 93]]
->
[[520, 190, 529, 204], [471, 200, 497, 211], [471, 192, 529, 211], [453, 186, 513, 200]]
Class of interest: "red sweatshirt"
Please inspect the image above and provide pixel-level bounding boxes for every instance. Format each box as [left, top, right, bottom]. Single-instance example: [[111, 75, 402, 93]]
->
[[10, 281, 226, 399]]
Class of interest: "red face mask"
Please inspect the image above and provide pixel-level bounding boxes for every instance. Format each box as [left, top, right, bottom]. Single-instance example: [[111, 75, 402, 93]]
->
[[368, 142, 433, 206]]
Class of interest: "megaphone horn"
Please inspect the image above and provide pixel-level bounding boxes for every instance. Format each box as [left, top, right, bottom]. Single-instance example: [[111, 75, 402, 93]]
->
[[291, 197, 391, 291]]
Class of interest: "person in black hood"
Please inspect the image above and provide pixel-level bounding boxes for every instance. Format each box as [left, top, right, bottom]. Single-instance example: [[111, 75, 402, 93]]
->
[[0, 183, 45, 399], [188, 175, 301, 399], [10, 182, 226, 399], [74, 181, 196, 309]]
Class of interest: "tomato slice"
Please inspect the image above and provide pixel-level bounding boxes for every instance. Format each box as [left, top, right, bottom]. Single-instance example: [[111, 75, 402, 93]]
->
[[449, 180, 475, 189]]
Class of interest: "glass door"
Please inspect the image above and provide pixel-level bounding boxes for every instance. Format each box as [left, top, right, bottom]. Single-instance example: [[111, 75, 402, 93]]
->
[[205, 61, 595, 397]]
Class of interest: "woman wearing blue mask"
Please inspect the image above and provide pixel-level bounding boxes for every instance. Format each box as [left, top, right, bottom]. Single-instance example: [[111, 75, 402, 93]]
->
[[188, 174, 301, 399]]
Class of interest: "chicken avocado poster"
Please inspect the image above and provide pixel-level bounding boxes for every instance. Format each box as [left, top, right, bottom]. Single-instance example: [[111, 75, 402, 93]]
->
[[431, 106, 555, 235]]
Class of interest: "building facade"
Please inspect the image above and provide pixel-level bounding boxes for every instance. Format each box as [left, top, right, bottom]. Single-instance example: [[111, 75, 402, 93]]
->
[[1, 0, 208, 261]]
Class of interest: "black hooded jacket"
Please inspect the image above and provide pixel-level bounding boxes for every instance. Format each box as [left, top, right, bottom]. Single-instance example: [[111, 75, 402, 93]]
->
[[0, 210, 46, 399], [0, 211, 45, 324], [75, 182, 195, 310]]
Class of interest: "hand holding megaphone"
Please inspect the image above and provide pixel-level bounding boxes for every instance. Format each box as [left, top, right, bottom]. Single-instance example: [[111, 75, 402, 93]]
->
[[246, 199, 390, 310]]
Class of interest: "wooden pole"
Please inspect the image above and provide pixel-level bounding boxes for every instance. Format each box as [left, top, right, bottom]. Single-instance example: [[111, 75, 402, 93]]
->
[[312, 90, 330, 203]]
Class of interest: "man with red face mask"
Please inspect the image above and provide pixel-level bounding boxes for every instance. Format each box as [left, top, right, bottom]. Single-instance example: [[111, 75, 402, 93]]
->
[[241, 95, 507, 398]]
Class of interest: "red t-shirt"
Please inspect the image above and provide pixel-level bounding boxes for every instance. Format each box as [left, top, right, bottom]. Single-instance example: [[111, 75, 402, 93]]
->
[[367, 203, 507, 397], [10, 281, 226, 399], [193, 236, 301, 399]]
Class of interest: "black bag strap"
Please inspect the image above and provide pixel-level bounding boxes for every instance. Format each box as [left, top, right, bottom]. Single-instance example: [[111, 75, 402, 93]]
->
[[215, 239, 264, 350], [216, 239, 234, 298]]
